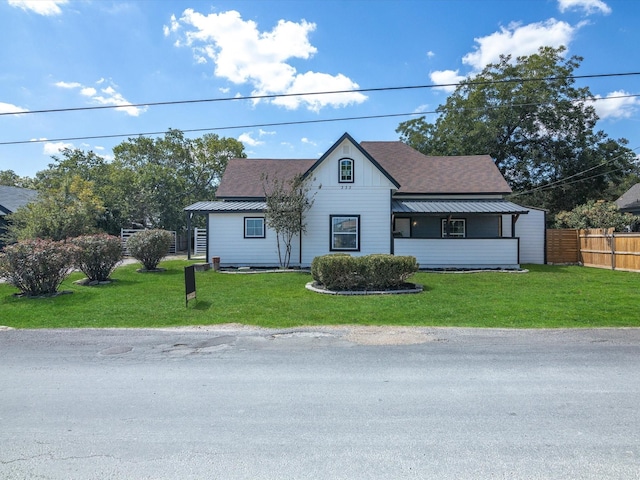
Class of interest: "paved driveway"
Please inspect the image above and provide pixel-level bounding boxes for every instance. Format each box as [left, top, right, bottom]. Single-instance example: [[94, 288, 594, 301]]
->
[[1, 326, 639, 479]]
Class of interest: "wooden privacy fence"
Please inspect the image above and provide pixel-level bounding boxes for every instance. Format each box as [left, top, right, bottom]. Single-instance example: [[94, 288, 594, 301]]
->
[[547, 229, 580, 264], [547, 228, 640, 272], [580, 228, 640, 272]]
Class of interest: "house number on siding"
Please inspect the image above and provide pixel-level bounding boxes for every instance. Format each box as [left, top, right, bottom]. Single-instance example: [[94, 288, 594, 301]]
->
[[341, 185, 352, 189]]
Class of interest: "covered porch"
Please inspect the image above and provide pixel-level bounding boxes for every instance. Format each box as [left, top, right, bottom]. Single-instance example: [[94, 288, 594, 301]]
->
[[391, 199, 529, 269]]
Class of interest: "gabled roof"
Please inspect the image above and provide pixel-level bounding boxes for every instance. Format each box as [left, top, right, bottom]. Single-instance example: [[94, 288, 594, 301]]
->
[[616, 183, 640, 211], [303, 132, 400, 189], [214, 134, 512, 199], [360, 141, 512, 195], [215, 158, 315, 199], [0, 186, 38, 216]]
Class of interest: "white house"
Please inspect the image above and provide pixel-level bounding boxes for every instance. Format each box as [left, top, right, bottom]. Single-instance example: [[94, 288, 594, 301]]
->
[[185, 133, 545, 268]]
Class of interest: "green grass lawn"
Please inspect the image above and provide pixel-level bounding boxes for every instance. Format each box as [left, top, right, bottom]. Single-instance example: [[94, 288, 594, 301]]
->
[[1, 260, 639, 329]]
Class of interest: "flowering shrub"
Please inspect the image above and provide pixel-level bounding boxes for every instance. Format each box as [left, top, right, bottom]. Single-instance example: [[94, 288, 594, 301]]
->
[[311, 254, 419, 291], [0, 239, 80, 296], [555, 200, 639, 231], [126, 229, 173, 271], [70, 234, 122, 282]]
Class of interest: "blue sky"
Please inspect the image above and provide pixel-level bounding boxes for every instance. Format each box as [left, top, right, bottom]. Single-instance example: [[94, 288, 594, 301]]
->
[[1, 0, 638, 177]]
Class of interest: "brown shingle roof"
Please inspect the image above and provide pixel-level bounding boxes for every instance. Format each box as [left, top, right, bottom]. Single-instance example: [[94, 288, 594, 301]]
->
[[215, 158, 316, 199], [215, 140, 512, 198], [360, 141, 512, 195]]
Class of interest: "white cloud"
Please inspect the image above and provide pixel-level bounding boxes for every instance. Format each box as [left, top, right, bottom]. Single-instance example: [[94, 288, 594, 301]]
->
[[590, 90, 640, 120], [168, 8, 367, 111], [8, 0, 67, 16], [426, 51, 435, 59], [80, 87, 97, 97], [301, 137, 316, 146], [55, 81, 82, 89], [259, 129, 276, 136], [558, 0, 611, 15], [462, 19, 575, 71], [238, 132, 264, 147], [43, 141, 74, 155], [54, 78, 146, 117], [429, 69, 466, 93], [0, 102, 27, 114], [271, 71, 366, 112]]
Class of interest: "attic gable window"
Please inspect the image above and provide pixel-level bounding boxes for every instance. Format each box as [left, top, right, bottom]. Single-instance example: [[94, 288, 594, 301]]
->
[[339, 158, 354, 183]]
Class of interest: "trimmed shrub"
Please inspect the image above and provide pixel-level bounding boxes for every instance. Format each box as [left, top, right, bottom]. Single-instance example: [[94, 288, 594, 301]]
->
[[70, 234, 122, 282], [126, 229, 173, 271], [0, 238, 80, 296], [311, 254, 419, 291]]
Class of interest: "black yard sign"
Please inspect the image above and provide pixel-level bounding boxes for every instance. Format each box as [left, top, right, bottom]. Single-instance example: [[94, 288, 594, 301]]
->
[[184, 265, 196, 307]]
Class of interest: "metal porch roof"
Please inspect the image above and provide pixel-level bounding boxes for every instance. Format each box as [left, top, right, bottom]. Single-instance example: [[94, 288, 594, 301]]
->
[[184, 201, 266, 213], [392, 199, 529, 215]]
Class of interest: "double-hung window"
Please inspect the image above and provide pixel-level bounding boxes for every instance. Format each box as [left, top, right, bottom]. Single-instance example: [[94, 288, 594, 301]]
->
[[244, 217, 265, 238], [339, 158, 354, 183], [442, 218, 466, 238], [330, 215, 360, 251]]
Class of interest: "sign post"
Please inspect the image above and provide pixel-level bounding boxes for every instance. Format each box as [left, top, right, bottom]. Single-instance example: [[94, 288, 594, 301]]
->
[[184, 265, 196, 307]]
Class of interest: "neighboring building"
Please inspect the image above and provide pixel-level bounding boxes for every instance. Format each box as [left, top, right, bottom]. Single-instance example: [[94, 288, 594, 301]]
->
[[0, 185, 38, 247], [185, 133, 545, 268], [616, 183, 640, 217]]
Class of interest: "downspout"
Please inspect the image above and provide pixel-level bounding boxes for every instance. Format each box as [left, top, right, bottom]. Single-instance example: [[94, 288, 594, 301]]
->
[[390, 190, 394, 255], [187, 212, 192, 260], [205, 213, 210, 266]]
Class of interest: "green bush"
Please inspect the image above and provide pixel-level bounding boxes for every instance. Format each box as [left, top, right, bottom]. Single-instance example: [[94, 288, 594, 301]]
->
[[70, 234, 122, 282], [126, 229, 173, 271], [311, 254, 419, 291], [0, 238, 80, 296]]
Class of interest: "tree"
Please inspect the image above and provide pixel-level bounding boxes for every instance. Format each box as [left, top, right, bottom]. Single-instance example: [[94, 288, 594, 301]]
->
[[555, 200, 638, 231], [113, 129, 245, 231], [33, 130, 245, 234], [262, 174, 314, 268], [396, 46, 638, 215], [5, 176, 104, 242], [0, 170, 36, 188]]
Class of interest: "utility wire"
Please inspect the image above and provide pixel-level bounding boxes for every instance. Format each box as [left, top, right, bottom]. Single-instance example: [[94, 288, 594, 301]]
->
[[511, 145, 640, 197], [2, 93, 639, 147], [1, 71, 639, 117]]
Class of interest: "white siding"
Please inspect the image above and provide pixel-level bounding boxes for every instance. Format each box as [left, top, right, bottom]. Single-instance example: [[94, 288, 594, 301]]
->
[[515, 207, 546, 264], [301, 138, 396, 265], [394, 238, 521, 269], [208, 213, 300, 267]]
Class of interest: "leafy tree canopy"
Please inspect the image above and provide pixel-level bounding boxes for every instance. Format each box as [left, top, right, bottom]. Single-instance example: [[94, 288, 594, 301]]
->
[[555, 200, 638, 231], [30, 129, 245, 235], [397, 46, 638, 215]]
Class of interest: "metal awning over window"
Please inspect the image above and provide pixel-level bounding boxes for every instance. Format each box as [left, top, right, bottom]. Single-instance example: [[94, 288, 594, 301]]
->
[[184, 201, 266, 213], [392, 199, 529, 215]]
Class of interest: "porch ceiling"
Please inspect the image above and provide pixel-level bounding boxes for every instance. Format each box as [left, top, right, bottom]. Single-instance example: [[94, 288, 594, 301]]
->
[[392, 199, 529, 215]]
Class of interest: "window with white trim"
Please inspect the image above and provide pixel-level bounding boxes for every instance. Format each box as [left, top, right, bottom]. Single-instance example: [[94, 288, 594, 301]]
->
[[442, 218, 466, 238], [244, 217, 265, 238], [331, 215, 360, 251], [339, 158, 354, 183]]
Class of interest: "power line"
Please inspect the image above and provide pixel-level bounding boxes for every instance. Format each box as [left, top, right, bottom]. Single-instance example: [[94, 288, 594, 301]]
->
[[2, 92, 639, 147], [511, 145, 640, 197], [1, 71, 639, 117]]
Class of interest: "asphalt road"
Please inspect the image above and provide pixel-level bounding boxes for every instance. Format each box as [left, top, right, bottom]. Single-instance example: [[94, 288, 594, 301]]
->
[[1, 326, 639, 480]]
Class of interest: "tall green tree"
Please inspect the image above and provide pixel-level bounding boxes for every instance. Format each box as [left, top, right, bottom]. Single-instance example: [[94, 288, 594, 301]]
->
[[396, 46, 638, 214], [113, 129, 245, 231]]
